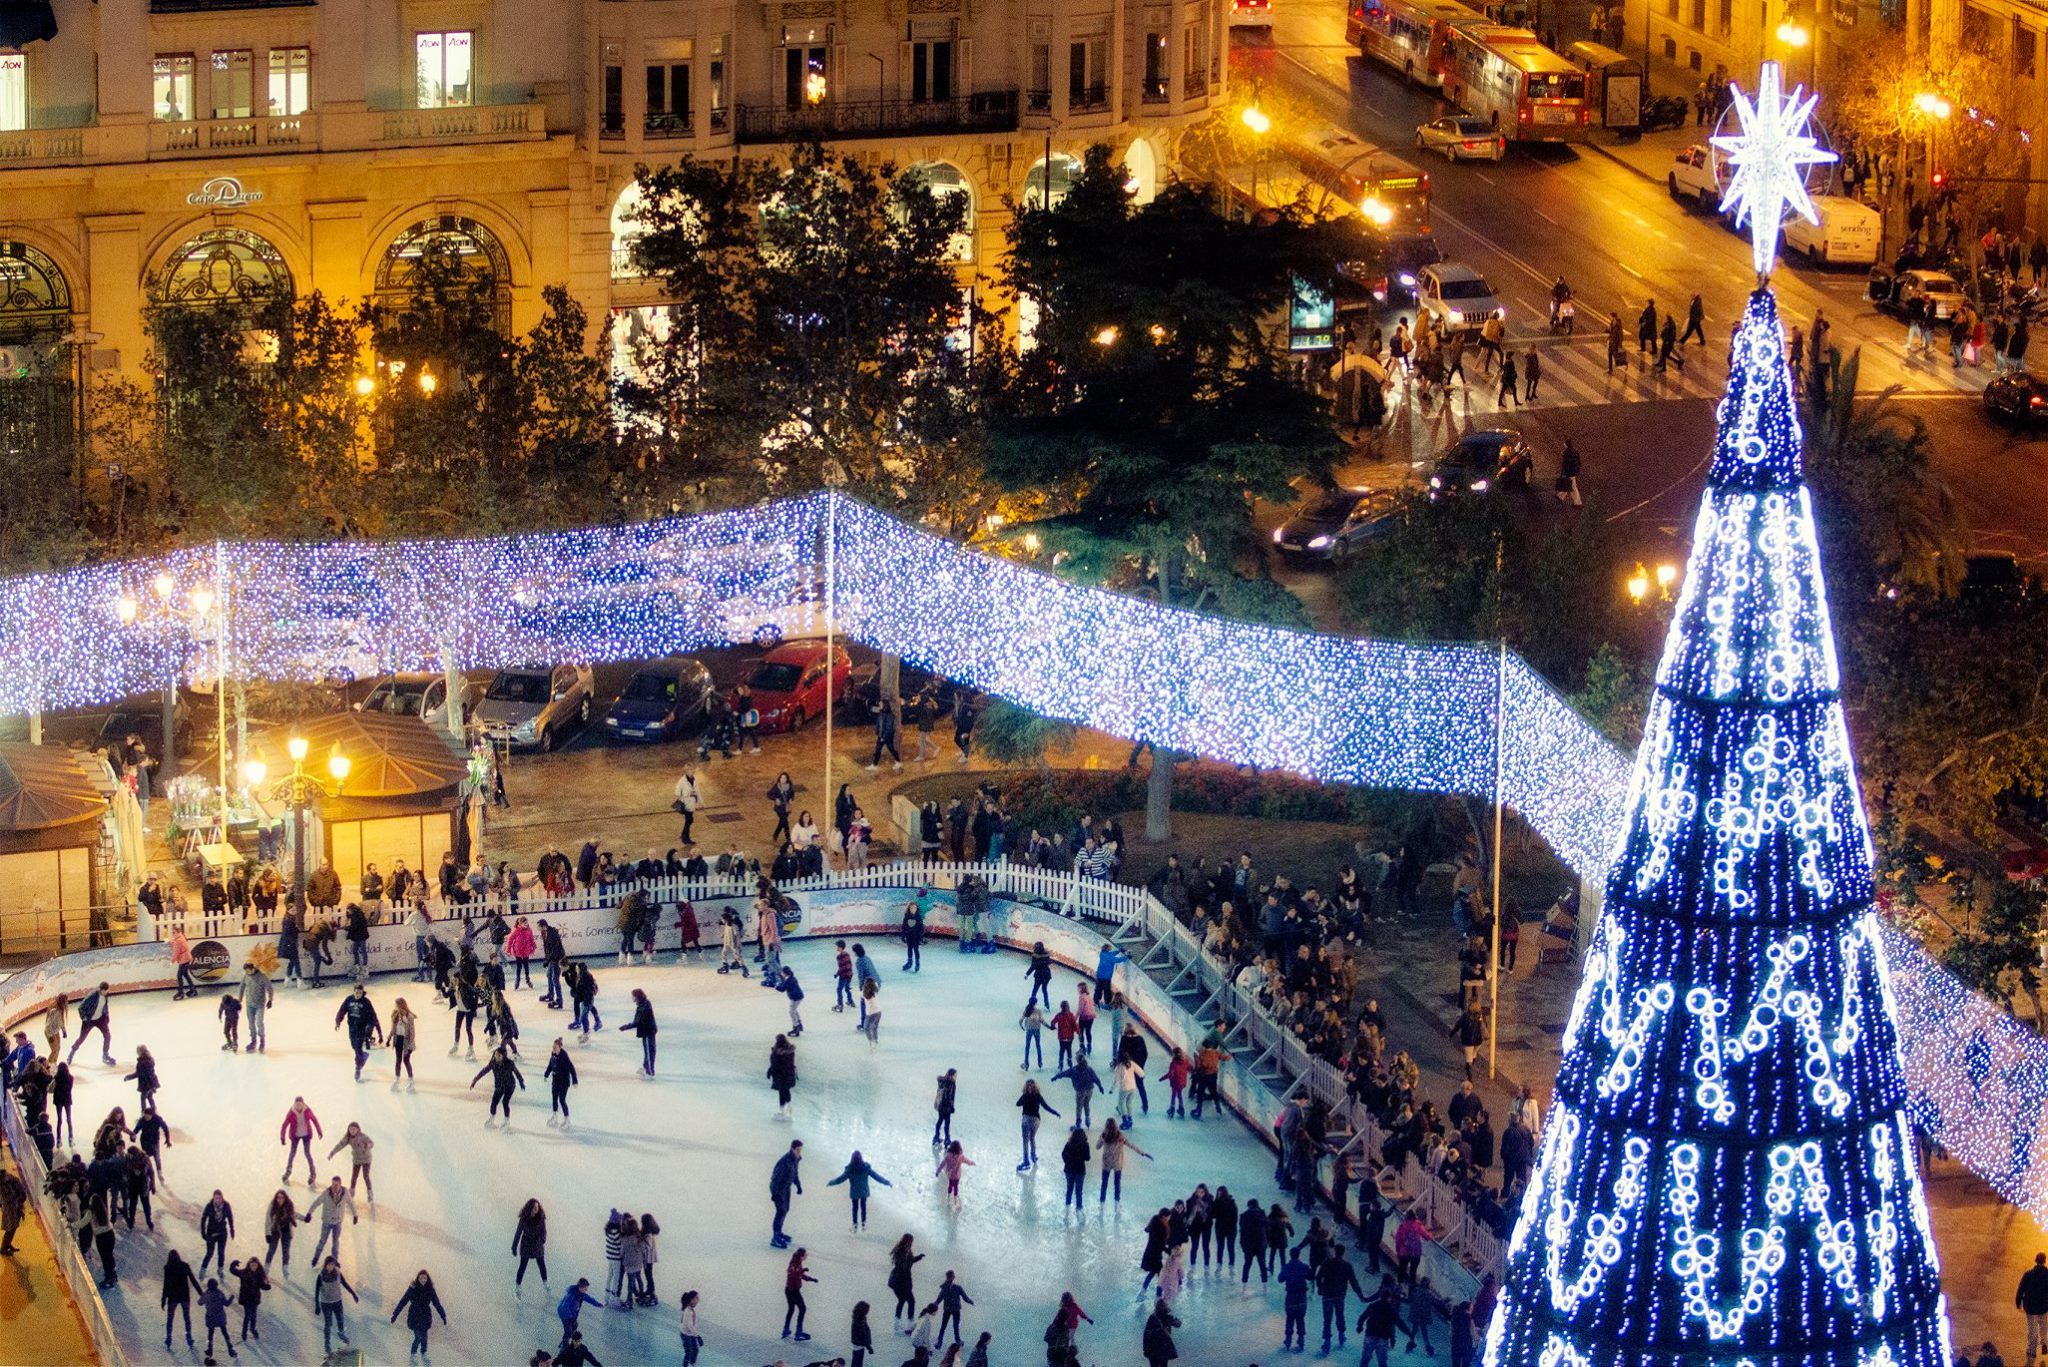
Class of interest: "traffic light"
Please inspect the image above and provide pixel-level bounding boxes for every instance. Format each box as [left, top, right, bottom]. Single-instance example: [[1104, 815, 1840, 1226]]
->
[[1930, 168, 1948, 190]]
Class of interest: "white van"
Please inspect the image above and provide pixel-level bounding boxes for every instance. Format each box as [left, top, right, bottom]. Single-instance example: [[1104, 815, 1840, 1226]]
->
[[1782, 195, 1881, 266]]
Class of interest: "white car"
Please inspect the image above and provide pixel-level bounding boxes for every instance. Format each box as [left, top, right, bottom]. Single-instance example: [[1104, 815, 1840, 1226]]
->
[[1667, 144, 1721, 209], [356, 673, 482, 731], [1416, 264, 1506, 337], [1417, 116, 1507, 162]]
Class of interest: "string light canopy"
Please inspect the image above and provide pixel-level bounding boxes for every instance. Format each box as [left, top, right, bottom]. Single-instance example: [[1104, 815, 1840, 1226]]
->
[[1482, 185, 1951, 1367], [1711, 60, 1838, 278]]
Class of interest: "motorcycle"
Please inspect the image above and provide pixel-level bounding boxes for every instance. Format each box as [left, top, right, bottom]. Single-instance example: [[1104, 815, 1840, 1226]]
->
[[1640, 95, 1689, 133]]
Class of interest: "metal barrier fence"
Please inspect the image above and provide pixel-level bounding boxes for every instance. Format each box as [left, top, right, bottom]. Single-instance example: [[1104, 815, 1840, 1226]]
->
[[1, 1091, 127, 1367]]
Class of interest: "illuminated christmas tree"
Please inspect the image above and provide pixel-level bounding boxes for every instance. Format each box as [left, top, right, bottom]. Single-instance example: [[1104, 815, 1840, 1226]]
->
[[1483, 64, 1953, 1367]]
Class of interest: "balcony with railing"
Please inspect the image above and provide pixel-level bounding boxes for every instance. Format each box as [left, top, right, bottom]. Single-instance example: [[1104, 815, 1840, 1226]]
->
[[735, 89, 1019, 143], [645, 110, 694, 139], [0, 125, 97, 168], [149, 113, 311, 157], [138, 103, 545, 159], [1068, 84, 1111, 113]]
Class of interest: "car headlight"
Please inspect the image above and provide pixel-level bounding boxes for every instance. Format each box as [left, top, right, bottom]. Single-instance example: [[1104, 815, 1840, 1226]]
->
[[1397, 273, 1416, 287], [1429, 475, 1443, 489], [1447, 309, 1465, 324], [1308, 535, 1333, 550], [605, 715, 619, 727], [1471, 479, 1490, 492], [1271, 527, 1285, 544], [513, 718, 539, 739]]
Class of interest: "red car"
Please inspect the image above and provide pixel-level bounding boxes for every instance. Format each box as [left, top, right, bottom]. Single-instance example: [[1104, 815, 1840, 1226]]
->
[[731, 641, 853, 733]]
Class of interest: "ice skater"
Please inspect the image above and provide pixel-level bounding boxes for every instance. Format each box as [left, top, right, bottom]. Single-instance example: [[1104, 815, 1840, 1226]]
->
[[888, 1234, 925, 1330], [545, 1039, 578, 1125], [569, 964, 602, 1039], [304, 1176, 356, 1265], [1052, 1000, 1078, 1069], [261, 1190, 296, 1271], [229, 1258, 269, 1342], [199, 1276, 236, 1361], [827, 1150, 892, 1230], [935, 1270, 974, 1347], [781, 968, 806, 1036], [390, 998, 418, 1088], [1016, 1079, 1060, 1171], [1096, 1118, 1151, 1204], [861, 978, 882, 1046], [768, 1034, 798, 1117], [620, 989, 658, 1075], [389, 1268, 448, 1363], [833, 941, 855, 1013], [278, 1097, 322, 1183], [781, 1247, 817, 1341], [486, 988, 521, 1058], [333, 983, 383, 1081], [312, 1256, 359, 1352], [557, 1277, 601, 1350], [717, 909, 750, 977], [932, 1068, 958, 1146], [451, 973, 482, 1058], [217, 990, 241, 1051], [471, 1046, 526, 1124], [66, 981, 114, 1067], [936, 1141, 975, 1211], [327, 1121, 375, 1205], [198, 1189, 234, 1273], [680, 1288, 704, 1364], [123, 1045, 160, 1113], [1020, 1000, 1047, 1070], [769, 1140, 803, 1248], [1051, 1056, 1102, 1128], [512, 1198, 549, 1292], [1026, 943, 1054, 1008], [161, 1248, 196, 1351]]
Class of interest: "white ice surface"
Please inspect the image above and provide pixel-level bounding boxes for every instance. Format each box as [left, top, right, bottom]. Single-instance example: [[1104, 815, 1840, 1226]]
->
[[70, 928, 1405, 1367]]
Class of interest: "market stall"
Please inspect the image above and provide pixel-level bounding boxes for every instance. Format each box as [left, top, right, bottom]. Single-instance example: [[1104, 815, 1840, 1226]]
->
[[0, 741, 111, 953]]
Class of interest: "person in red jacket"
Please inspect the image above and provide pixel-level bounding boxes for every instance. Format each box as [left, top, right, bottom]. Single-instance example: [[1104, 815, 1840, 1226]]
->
[[1051, 1002, 1080, 1069], [279, 1097, 323, 1185], [1161, 1048, 1193, 1118]]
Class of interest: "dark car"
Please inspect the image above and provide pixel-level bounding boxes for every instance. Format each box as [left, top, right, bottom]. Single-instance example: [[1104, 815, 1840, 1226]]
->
[[1271, 488, 1398, 563], [835, 663, 975, 726], [1429, 430, 1534, 496], [1983, 372, 2048, 430], [1334, 233, 1444, 311], [604, 657, 716, 742]]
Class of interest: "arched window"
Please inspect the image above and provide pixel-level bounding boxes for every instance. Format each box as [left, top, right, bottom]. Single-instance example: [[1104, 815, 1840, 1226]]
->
[[375, 215, 512, 335], [899, 161, 975, 263], [151, 227, 292, 310], [0, 241, 70, 346], [1123, 139, 1159, 206], [612, 183, 649, 280], [1023, 153, 1084, 210]]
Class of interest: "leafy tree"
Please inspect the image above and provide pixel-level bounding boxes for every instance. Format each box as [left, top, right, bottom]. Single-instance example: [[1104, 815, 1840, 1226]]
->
[[1569, 642, 1652, 749], [620, 142, 976, 507], [973, 698, 1080, 767], [1941, 879, 2047, 1024], [147, 301, 297, 538], [992, 145, 1345, 839]]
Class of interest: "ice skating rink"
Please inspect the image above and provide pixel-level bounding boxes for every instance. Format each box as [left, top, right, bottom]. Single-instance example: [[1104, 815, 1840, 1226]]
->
[[78, 930, 1346, 1366]]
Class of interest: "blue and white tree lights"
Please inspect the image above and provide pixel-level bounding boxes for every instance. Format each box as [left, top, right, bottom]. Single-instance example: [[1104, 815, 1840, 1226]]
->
[[1482, 282, 1952, 1367]]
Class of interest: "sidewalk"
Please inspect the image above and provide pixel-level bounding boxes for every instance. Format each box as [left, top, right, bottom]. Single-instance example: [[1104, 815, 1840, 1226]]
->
[[0, 1143, 96, 1366]]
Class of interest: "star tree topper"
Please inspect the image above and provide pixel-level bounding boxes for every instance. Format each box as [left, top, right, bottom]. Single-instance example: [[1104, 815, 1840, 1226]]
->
[[1710, 60, 1837, 278]]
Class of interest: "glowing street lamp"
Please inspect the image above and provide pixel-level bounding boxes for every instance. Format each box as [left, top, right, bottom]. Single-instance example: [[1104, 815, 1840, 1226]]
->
[[1915, 90, 1953, 194], [1093, 325, 1121, 347], [277, 734, 349, 920], [354, 375, 375, 397], [1655, 562, 1679, 599], [1241, 103, 1272, 212], [1626, 565, 1652, 606]]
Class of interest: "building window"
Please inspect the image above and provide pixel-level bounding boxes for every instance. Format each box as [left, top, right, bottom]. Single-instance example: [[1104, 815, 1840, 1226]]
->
[[0, 54, 24, 133], [783, 44, 828, 108], [1029, 43, 1050, 109], [1143, 33, 1167, 101], [153, 53, 196, 121], [1183, 7, 1209, 95], [1024, 152, 1083, 209], [211, 49, 253, 119], [0, 241, 70, 345], [901, 161, 974, 262], [911, 40, 953, 103], [646, 62, 690, 134], [268, 47, 310, 115], [152, 227, 293, 310], [1068, 35, 1107, 110], [376, 215, 512, 336], [602, 63, 623, 136], [2016, 19, 2037, 78], [709, 36, 727, 131], [1718, 0, 1732, 33], [415, 31, 474, 109]]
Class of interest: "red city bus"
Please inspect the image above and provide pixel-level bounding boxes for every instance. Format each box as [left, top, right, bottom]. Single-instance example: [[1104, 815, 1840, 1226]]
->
[[1439, 24, 1591, 142], [1345, 0, 1484, 88]]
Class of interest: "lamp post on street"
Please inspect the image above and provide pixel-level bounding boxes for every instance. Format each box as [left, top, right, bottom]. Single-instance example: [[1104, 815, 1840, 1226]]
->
[[251, 737, 351, 919], [1775, 19, 1813, 93], [1914, 89, 1952, 194], [1241, 102, 1272, 215]]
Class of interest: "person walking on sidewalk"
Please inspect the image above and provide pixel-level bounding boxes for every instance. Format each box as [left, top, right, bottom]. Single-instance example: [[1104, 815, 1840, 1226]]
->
[[1496, 353, 1519, 408], [1680, 293, 1706, 346], [1522, 347, 1541, 402], [2016, 1253, 2048, 1365], [1607, 312, 1626, 373], [1637, 300, 1657, 357]]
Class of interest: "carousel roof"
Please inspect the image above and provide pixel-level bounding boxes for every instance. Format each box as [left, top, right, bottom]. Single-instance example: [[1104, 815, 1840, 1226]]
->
[[0, 742, 108, 833], [244, 711, 468, 801]]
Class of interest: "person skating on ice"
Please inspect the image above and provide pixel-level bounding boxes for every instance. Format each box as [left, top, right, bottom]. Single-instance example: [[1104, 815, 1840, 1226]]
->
[[486, 987, 521, 1057], [887, 1233, 925, 1331], [1016, 1079, 1060, 1171], [1051, 1055, 1101, 1128], [326, 1121, 375, 1205], [545, 1038, 579, 1126], [304, 1175, 356, 1265], [450, 970, 482, 1058], [934, 1269, 974, 1348], [768, 1033, 799, 1117], [197, 1188, 234, 1273], [472, 1045, 525, 1125], [389, 997, 419, 1089], [217, 990, 241, 1052], [512, 1198, 549, 1295], [135, 1106, 171, 1180], [1096, 1118, 1151, 1204], [827, 1149, 891, 1231], [278, 1097, 322, 1184], [781, 968, 806, 1036], [768, 1139, 803, 1248], [557, 1276, 601, 1349], [932, 1068, 958, 1146], [860, 977, 882, 1046], [333, 983, 383, 1082], [228, 1257, 269, 1343], [619, 989, 658, 1075], [780, 1246, 818, 1341], [161, 1247, 197, 1352], [389, 1267, 448, 1363], [935, 1140, 975, 1211], [717, 908, 750, 977], [312, 1256, 359, 1353], [261, 1190, 296, 1272]]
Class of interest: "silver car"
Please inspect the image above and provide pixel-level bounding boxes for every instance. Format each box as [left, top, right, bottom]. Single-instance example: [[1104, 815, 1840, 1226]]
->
[[472, 664, 595, 752], [356, 673, 482, 732], [1416, 263, 1506, 338], [1417, 116, 1506, 162]]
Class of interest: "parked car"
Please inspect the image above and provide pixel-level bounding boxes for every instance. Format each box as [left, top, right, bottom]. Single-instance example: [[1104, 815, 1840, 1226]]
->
[[1983, 372, 2048, 430], [356, 673, 481, 732], [1667, 144, 1722, 209], [1229, 0, 1273, 28], [1428, 430, 1534, 495], [1869, 265, 1969, 320], [604, 657, 717, 742], [1271, 488, 1399, 562], [472, 663, 595, 751], [1781, 194, 1881, 266], [731, 641, 852, 734], [1335, 233, 1442, 310], [835, 663, 971, 726], [1415, 263, 1506, 337], [1417, 116, 1507, 162]]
